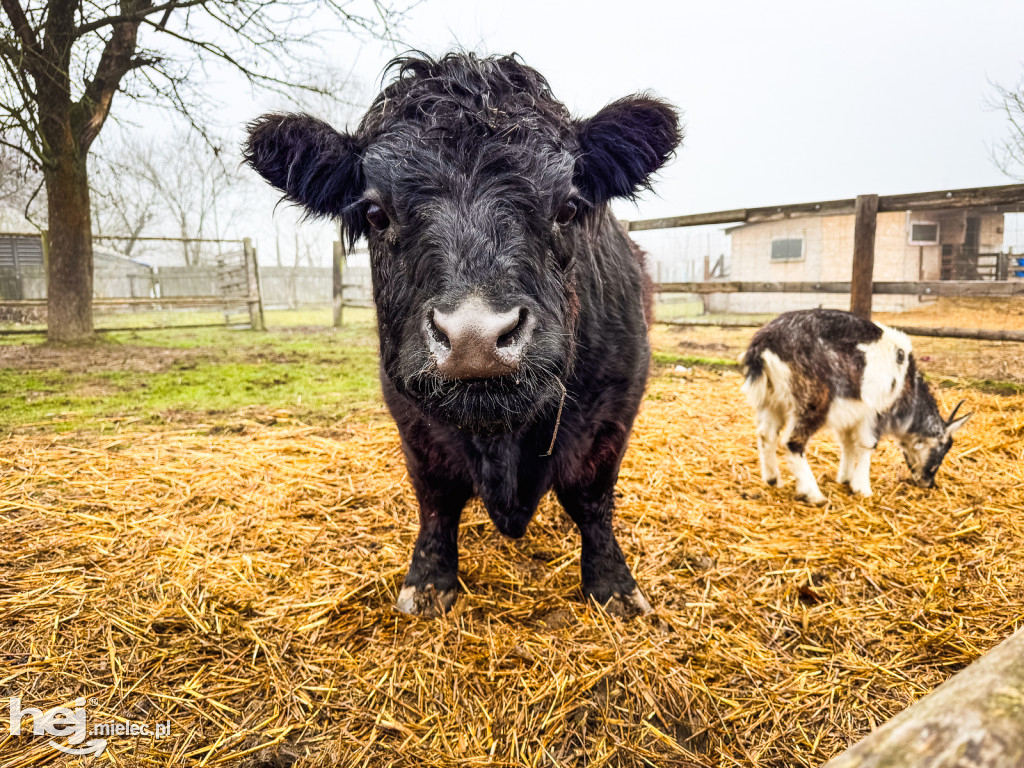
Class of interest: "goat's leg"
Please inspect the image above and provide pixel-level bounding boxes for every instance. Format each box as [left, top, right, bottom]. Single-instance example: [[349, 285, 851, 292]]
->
[[785, 414, 827, 506], [837, 429, 856, 486], [847, 424, 876, 498], [756, 407, 783, 486]]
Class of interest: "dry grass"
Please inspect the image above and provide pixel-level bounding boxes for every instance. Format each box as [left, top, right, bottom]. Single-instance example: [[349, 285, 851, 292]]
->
[[1, 370, 1023, 767]]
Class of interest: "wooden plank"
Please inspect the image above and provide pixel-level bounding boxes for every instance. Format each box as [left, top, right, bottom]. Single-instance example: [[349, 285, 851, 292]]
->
[[656, 317, 1024, 343], [242, 238, 265, 331], [658, 318, 765, 329], [653, 281, 1024, 298], [850, 194, 879, 319], [890, 325, 1024, 342], [624, 183, 1024, 233], [878, 182, 1024, 213], [746, 197, 857, 223], [656, 281, 852, 294], [625, 209, 747, 231], [872, 281, 1024, 297], [333, 239, 344, 328], [822, 627, 1024, 768]]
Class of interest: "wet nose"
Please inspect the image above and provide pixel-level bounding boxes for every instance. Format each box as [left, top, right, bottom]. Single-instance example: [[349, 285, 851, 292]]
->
[[428, 298, 532, 379]]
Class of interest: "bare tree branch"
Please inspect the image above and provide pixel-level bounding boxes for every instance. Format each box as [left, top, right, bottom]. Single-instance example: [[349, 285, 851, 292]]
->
[[76, 0, 206, 35]]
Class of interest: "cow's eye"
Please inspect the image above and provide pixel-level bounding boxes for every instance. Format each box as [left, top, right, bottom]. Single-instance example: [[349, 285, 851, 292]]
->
[[366, 204, 390, 231], [555, 199, 578, 225]]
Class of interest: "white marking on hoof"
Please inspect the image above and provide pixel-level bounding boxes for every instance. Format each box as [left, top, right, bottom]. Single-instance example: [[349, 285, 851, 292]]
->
[[597, 588, 653, 617], [395, 584, 457, 617]]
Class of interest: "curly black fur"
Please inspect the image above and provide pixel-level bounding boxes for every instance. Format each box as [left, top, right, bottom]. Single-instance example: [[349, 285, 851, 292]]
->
[[245, 52, 682, 611]]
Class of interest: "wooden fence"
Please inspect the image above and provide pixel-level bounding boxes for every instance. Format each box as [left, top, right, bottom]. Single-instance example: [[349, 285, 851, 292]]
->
[[332, 240, 374, 327], [0, 236, 265, 333], [632, 183, 1024, 342]]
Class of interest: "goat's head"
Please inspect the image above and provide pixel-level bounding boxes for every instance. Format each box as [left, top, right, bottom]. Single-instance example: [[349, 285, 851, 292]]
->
[[899, 393, 971, 488]]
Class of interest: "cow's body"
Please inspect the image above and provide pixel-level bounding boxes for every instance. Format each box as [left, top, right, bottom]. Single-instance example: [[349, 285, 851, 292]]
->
[[743, 309, 969, 504], [245, 53, 680, 615]]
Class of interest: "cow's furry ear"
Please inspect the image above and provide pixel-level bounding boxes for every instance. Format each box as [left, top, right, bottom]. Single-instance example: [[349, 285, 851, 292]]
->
[[244, 113, 364, 221], [574, 95, 681, 204]]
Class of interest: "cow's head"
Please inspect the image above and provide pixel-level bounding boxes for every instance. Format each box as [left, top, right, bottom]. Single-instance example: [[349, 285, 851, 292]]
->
[[245, 53, 680, 432]]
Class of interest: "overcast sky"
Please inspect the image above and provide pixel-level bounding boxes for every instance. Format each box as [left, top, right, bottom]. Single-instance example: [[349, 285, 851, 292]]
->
[[110, 0, 1024, 263], [302, 0, 1024, 222]]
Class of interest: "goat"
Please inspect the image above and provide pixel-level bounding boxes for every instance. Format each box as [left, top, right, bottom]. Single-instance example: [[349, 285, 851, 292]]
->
[[742, 309, 970, 504]]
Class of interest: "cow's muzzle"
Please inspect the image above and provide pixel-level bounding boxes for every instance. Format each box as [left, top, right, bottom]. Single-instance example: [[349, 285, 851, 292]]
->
[[427, 298, 535, 380]]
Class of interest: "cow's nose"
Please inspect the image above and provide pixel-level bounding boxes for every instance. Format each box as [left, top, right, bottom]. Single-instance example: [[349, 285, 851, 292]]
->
[[428, 299, 532, 379]]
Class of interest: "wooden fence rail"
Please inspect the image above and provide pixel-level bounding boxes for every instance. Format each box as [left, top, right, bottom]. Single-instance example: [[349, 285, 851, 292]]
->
[[821, 627, 1024, 768], [634, 182, 1024, 342], [656, 280, 1024, 298]]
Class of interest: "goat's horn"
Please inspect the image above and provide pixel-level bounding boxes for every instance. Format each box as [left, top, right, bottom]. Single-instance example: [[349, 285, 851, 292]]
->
[[947, 399, 966, 424]]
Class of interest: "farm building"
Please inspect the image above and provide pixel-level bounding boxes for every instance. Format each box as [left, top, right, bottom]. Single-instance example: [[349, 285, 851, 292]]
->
[[0, 206, 155, 301], [705, 207, 1017, 314]]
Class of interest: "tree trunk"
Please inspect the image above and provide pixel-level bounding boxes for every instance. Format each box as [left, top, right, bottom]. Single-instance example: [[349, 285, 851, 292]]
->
[[44, 148, 94, 343], [822, 627, 1024, 768]]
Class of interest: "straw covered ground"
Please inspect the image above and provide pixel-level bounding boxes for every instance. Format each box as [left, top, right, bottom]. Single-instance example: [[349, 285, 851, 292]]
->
[[1, 344, 1022, 767]]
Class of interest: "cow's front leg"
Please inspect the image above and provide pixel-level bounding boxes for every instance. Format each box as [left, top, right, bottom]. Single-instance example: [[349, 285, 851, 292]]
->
[[556, 422, 651, 616], [396, 473, 473, 617], [556, 484, 651, 616]]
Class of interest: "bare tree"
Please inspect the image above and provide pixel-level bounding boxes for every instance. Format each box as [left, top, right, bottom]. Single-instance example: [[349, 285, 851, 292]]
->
[[90, 148, 162, 259], [992, 77, 1024, 181], [0, 0, 407, 342], [0, 145, 43, 223], [99, 130, 244, 265]]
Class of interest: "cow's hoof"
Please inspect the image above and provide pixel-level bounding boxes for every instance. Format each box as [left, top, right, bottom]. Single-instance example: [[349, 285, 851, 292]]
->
[[395, 584, 457, 617], [595, 588, 653, 617]]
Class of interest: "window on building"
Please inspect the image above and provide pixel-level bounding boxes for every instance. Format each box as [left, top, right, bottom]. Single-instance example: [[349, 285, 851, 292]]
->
[[0, 236, 43, 268], [770, 238, 803, 261], [909, 222, 939, 245]]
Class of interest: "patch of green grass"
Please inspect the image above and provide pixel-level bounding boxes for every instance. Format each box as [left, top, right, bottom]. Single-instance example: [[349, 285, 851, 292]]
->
[[652, 351, 741, 369], [0, 314, 382, 432], [936, 376, 1024, 397]]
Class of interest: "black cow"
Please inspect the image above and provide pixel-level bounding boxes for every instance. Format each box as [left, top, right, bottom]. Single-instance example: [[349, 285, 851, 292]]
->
[[245, 53, 681, 616]]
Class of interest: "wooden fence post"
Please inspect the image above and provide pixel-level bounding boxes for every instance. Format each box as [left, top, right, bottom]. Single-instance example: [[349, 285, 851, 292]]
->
[[821, 627, 1024, 768], [850, 194, 878, 320], [333, 239, 345, 328], [242, 238, 265, 331]]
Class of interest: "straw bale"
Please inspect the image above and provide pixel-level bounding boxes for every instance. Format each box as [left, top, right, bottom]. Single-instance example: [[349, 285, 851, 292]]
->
[[1, 368, 1021, 766]]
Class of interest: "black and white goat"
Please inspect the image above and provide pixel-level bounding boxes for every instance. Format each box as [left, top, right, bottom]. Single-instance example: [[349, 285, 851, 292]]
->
[[742, 309, 970, 505]]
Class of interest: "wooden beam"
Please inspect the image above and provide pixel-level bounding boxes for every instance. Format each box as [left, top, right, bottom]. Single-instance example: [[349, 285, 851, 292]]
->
[[656, 316, 1024, 343], [626, 209, 747, 231], [877, 183, 1024, 213], [624, 183, 1024, 233], [890, 325, 1024, 342], [746, 197, 857, 223], [242, 238, 265, 331], [653, 281, 1024, 298], [0, 297, 260, 308], [850, 194, 879, 319], [657, 281, 852, 294], [822, 627, 1024, 768], [333, 239, 345, 328]]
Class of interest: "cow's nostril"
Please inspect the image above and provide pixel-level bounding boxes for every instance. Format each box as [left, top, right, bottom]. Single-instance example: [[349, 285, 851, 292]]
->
[[429, 300, 532, 380], [428, 310, 451, 350], [496, 308, 528, 349]]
